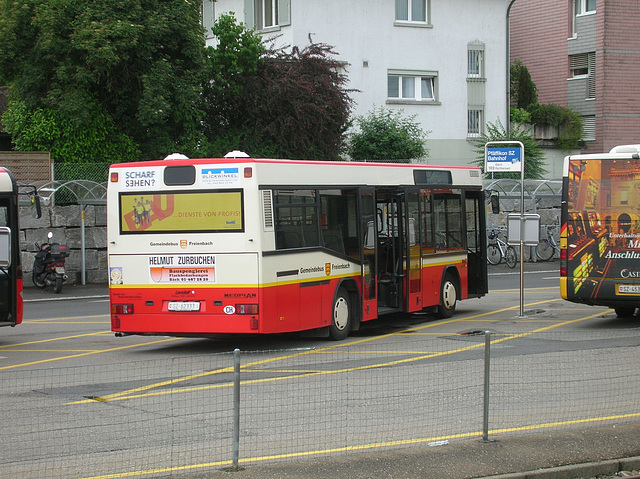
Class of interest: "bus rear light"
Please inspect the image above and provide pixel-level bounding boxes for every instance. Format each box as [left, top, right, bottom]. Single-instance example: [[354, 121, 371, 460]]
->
[[236, 304, 258, 314], [559, 249, 567, 277], [244, 167, 253, 178], [111, 304, 134, 314], [110, 172, 119, 182]]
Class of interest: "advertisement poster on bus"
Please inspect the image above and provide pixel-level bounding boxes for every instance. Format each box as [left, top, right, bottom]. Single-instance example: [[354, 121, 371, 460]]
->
[[119, 190, 243, 233], [565, 157, 640, 299]]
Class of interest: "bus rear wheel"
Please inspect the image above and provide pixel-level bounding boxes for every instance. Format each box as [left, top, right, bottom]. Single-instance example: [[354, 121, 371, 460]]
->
[[615, 307, 636, 318], [436, 274, 458, 319], [329, 288, 351, 340]]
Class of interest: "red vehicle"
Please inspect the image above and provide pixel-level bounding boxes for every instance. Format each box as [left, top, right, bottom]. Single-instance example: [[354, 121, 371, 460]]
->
[[0, 167, 40, 327], [108, 154, 488, 339]]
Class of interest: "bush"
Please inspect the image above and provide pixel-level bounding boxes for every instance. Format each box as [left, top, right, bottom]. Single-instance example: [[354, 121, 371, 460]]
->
[[346, 107, 429, 162], [510, 107, 532, 124]]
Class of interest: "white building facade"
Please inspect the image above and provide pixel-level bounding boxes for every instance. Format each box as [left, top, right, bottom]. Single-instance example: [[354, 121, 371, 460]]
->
[[202, 0, 512, 165]]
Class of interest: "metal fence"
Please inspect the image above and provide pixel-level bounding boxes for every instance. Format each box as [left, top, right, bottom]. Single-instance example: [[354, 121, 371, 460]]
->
[[2, 331, 640, 479]]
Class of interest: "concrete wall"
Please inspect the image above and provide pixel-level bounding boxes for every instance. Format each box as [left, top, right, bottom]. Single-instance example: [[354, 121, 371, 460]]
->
[[19, 205, 108, 286]]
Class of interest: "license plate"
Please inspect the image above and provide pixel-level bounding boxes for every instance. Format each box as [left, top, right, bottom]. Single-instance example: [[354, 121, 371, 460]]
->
[[618, 284, 640, 294], [168, 301, 200, 312]]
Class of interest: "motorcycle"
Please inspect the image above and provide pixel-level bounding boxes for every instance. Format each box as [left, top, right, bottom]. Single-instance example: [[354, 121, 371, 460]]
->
[[32, 232, 69, 294]]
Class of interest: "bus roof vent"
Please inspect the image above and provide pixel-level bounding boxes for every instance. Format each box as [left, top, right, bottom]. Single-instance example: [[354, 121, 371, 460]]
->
[[224, 150, 250, 158], [609, 144, 640, 154], [164, 153, 189, 160]]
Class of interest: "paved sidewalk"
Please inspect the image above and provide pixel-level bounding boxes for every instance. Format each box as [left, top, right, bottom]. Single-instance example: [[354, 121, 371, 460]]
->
[[171, 423, 640, 479]]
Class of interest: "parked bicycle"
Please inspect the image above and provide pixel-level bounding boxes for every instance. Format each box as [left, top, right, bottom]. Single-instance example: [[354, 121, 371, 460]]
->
[[487, 230, 517, 268], [536, 225, 560, 261]]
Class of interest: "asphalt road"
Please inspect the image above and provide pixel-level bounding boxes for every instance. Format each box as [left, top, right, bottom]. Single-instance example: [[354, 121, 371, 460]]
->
[[2, 260, 639, 479]]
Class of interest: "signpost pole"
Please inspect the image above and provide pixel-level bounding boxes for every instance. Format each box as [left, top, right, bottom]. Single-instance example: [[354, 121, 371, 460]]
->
[[485, 141, 526, 316]]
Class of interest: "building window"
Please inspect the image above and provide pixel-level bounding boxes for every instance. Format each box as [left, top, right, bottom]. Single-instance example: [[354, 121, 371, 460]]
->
[[388, 72, 437, 102], [467, 109, 483, 137], [261, 0, 278, 28], [395, 0, 428, 23], [575, 0, 596, 15], [201, 0, 215, 39], [569, 52, 595, 99], [245, 0, 291, 31], [467, 49, 484, 78]]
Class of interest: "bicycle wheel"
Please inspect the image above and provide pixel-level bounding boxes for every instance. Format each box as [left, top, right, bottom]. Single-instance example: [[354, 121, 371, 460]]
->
[[536, 239, 554, 261], [487, 244, 502, 265], [505, 246, 518, 268]]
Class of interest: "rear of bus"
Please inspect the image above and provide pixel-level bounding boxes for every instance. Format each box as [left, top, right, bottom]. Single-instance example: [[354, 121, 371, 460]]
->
[[561, 145, 640, 316], [0, 167, 22, 327], [108, 157, 263, 336]]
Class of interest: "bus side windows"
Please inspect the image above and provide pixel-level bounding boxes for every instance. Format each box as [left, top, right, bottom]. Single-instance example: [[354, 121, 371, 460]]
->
[[322, 226, 345, 255], [276, 225, 304, 249]]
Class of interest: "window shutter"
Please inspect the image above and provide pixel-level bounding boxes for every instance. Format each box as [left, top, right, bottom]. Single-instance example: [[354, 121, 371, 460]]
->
[[278, 0, 291, 26], [582, 115, 595, 141], [587, 53, 596, 99], [244, 0, 255, 29], [570, 53, 588, 71]]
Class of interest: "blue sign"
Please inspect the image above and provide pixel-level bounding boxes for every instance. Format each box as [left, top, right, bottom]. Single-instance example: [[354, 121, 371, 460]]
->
[[486, 147, 522, 172]]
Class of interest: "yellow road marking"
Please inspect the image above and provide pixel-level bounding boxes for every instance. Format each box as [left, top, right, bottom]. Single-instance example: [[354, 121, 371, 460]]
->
[[79, 411, 640, 479], [0, 337, 181, 371], [74, 301, 607, 404], [23, 314, 108, 323]]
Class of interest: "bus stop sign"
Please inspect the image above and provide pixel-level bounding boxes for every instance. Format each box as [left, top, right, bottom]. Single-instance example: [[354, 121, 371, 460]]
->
[[485, 145, 523, 173]]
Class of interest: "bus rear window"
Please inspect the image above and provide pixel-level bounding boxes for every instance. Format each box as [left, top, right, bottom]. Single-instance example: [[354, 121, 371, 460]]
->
[[119, 190, 244, 234]]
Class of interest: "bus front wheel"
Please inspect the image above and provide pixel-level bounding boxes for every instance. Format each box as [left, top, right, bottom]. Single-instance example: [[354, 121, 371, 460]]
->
[[330, 288, 351, 340], [436, 274, 458, 319]]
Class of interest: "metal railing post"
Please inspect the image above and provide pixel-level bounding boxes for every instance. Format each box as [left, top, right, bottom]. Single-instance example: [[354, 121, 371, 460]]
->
[[232, 348, 241, 469], [482, 331, 491, 442]]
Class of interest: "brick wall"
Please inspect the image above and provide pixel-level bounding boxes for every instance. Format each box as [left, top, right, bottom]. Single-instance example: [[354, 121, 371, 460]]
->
[[510, 0, 568, 106]]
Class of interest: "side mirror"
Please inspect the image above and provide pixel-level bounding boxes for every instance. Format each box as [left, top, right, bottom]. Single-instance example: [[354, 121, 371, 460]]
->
[[31, 192, 42, 219], [490, 193, 500, 214], [0, 227, 10, 268]]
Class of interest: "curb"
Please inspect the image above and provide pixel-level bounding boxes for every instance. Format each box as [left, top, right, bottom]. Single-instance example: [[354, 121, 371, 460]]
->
[[478, 456, 640, 479]]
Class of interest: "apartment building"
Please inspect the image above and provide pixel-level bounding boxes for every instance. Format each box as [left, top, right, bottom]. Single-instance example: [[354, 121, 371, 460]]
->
[[510, 0, 640, 154], [203, 0, 513, 164]]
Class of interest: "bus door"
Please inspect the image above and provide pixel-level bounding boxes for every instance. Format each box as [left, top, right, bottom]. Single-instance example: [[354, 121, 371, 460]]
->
[[405, 189, 423, 312], [375, 189, 406, 313], [465, 190, 488, 296], [359, 188, 377, 320]]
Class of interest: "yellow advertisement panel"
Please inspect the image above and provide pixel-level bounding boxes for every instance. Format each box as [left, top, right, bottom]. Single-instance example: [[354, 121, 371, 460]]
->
[[119, 190, 243, 233]]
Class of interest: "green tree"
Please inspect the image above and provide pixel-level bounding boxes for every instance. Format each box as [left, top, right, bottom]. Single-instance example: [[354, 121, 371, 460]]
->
[[202, 16, 354, 160], [472, 120, 547, 179], [0, 0, 207, 161], [510, 59, 538, 109], [346, 107, 428, 162]]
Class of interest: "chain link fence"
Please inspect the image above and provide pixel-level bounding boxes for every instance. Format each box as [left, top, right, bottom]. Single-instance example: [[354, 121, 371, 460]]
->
[[2, 330, 640, 478]]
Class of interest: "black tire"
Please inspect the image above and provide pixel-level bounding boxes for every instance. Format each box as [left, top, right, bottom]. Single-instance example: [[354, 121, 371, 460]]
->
[[436, 274, 458, 319], [54, 276, 63, 294], [536, 240, 555, 261], [329, 288, 351, 340], [615, 307, 636, 318], [505, 246, 518, 269], [487, 244, 501, 265], [32, 270, 47, 289]]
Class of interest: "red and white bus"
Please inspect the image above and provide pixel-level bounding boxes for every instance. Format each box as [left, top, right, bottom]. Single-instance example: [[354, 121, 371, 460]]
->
[[0, 167, 39, 328], [108, 153, 488, 339], [561, 145, 640, 317]]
